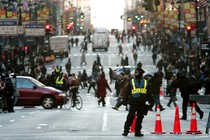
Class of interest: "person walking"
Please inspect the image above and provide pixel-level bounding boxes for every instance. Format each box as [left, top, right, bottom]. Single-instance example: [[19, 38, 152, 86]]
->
[[112, 74, 130, 111], [109, 68, 114, 84], [80, 51, 87, 65], [167, 75, 177, 107], [122, 68, 154, 137], [118, 43, 124, 56], [172, 72, 204, 120], [96, 74, 112, 107], [148, 72, 165, 111], [10, 73, 19, 106], [133, 50, 138, 66], [65, 58, 72, 76], [87, 73, 97, 93]]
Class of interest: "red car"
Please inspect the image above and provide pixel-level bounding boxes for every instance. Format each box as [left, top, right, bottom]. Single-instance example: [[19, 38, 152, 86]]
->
[[16, 76, 65, 109]]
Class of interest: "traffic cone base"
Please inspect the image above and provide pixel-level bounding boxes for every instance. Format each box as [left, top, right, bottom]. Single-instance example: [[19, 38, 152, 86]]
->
[[170, 131, 183, 134], [185, 103, 202, 134], [151, 131, 166, 134], [185, 130, 202, 134]]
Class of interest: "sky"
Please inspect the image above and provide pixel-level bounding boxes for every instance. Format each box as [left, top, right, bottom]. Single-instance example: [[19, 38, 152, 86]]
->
[[90, 0, 124, 31]]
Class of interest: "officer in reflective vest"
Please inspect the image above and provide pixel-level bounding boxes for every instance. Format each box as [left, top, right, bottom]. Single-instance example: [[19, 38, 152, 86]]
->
[[122, 68, 154, 137], [55, 74, 65, 91]]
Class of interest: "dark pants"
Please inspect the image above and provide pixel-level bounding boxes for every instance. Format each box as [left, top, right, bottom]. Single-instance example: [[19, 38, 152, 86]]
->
[[87, 83, 96, 93], [98, 97, 106, 106], [182, 97, 203, 118], [123, 105, 144, 134]]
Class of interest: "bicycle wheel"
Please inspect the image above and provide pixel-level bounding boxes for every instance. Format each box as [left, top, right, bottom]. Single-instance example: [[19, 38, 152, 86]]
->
[[64, 91, 72, 110], [75, 95, 83, 110]]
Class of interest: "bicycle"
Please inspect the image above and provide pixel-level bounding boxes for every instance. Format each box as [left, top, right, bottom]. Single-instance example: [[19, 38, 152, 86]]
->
[[64, 90, 83, 110]]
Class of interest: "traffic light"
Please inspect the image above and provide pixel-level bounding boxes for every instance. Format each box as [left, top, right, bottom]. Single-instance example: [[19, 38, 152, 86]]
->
[[80, 12, 84, 19], [140, 20, 144, 25], [131, 25, 136, 31], [66, 24, 71, 33], [24, 45, 29, 55], [45, 24, 51, 35], [127, 16, 132, 22], [186, 25, 191, 36]]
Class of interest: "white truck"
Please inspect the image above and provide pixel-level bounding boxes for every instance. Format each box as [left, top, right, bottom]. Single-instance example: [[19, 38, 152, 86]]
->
[[49, 35, 69, 57], [92, 27, 110, 52]]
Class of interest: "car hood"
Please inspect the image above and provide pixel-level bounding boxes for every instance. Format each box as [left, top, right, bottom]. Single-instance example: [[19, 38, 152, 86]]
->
[[43, 86, 64, 93]]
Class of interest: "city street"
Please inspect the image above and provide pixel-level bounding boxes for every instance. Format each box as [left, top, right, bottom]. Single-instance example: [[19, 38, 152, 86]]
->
[[0, 35, 209, 140]]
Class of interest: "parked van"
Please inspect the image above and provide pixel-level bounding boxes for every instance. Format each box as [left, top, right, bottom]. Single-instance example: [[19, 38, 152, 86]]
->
[[92, 27, 110, 52]]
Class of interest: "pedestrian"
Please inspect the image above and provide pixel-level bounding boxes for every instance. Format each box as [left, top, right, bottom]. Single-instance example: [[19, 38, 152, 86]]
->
[[96, 74, 112, 107], [65, 58, 72, 77], [148, 72, 165, 111], [152, 53, 157, 65], [118, 43, 124, 56], [75, 37, 79, 47], [112, 74, 130, 111], [0, 74, 6, 112], [70, 37, 74, 47], [4, 74, 14, 113], [172, 72, 204, 120], [55, 73, 66, 91], [87, 73, 97, 93], [68, 73, 79, 107], [10, 73, 19, 106], [133, 50, 138, 66], [124, 55, 129, 66], [122, 68, 154, 137], [167, 75, 177, 107], [80, 51, 87, 65], [109, 68, 114, 84], [96, 54, 101, 66], [81, 69, 88, 88]]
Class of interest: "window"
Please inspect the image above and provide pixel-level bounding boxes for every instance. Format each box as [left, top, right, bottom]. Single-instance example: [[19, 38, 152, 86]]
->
[[17, 78, 35, 89]]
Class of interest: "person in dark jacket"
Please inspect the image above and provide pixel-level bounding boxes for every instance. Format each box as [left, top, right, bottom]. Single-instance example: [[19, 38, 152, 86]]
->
[[172, 72, 204, 120], [148, 72, 165, 111], [122, 68, 154, 137]]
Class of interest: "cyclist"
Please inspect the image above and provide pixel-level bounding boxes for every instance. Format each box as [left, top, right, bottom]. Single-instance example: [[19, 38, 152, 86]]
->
[[68, 73, 80, 107]]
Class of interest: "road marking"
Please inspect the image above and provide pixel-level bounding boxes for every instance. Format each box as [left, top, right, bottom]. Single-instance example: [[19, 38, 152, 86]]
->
[[10, 120, 15, 123], [102, 112, 108, 131]]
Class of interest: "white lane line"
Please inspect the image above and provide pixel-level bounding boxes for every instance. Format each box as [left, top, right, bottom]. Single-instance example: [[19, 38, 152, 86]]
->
[[102, 112, 108, 131], [10, 119, 15, 123]]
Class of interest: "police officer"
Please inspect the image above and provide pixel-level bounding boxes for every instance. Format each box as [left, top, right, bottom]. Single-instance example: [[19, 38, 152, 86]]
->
[[122, 68, 154, 137], [55, 73, 65, 91]]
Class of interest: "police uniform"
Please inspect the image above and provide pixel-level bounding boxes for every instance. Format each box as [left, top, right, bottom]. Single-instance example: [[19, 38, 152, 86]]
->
[[122, 68, 154, 137], [55, 76, 65, 90]]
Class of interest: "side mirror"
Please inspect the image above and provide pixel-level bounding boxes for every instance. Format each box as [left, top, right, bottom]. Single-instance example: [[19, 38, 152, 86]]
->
[[33, 86, 37, 90]]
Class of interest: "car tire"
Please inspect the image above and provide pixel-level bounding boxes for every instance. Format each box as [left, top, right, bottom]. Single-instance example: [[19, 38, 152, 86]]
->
[[41, 95, 55, 109]]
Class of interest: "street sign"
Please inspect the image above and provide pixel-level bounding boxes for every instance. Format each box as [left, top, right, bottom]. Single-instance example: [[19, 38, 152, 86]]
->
[[25, 23, 45, 36], [0, 20, 18, 36]]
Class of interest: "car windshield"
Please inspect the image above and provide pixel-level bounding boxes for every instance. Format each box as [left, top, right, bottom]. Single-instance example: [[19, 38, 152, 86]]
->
[[31, 78, 46, 87]]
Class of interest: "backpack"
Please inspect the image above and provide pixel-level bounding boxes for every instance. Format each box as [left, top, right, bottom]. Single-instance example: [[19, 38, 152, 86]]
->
[[188, 76, 202, 94]]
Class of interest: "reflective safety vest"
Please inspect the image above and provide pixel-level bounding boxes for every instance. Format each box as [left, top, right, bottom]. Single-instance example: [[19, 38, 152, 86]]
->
[[131, 78, 147, 98], [55, 67, 60, 73], [56, 77, 64, 85]]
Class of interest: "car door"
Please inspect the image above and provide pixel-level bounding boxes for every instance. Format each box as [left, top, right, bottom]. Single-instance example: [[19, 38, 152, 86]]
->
[[16, 78, 41, 106]]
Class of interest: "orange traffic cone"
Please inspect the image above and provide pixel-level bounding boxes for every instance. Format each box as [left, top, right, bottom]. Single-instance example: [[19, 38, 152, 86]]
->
[[185, 103, 202, 134], [151, 105, 166, 134], [130, 115, 137, 133], [170, 105, 182, 134]]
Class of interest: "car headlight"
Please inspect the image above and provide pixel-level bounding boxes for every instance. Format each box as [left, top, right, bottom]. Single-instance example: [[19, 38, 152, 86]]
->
[[58, 92, 66, 97]]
